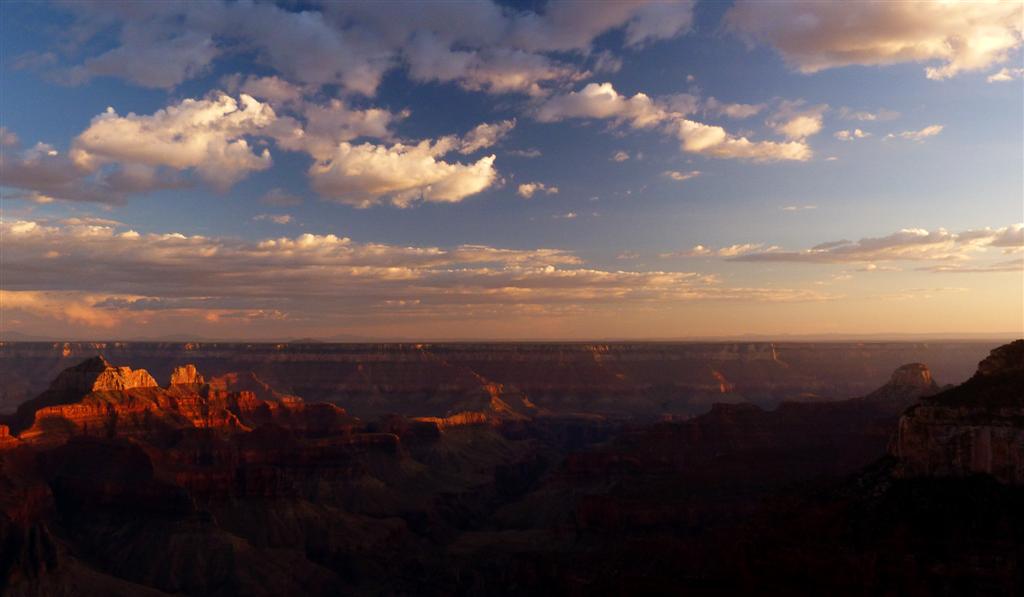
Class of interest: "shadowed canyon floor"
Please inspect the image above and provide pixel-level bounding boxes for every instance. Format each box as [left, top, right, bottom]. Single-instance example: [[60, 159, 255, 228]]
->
[[0, 341, 1021, 595]]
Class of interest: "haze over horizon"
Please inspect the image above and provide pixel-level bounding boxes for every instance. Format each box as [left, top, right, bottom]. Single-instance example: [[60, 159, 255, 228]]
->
[[2, 1, 1022, 340]]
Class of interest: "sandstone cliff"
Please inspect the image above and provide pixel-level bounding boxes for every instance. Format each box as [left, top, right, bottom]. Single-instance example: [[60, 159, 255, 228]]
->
[[893, 339, 1024, 484], [4, 358, 356, 448]]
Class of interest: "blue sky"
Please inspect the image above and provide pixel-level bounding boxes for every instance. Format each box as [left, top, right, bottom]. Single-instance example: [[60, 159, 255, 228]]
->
[[1, 1, 1022, 340]]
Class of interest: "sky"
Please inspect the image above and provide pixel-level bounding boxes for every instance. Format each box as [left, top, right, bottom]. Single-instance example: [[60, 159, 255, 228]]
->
[[0, 0, 1022, 341]]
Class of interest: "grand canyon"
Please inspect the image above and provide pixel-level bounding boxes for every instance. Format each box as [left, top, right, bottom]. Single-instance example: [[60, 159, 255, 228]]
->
[[3, 1, 1022, 595], [1, 339, 1021, 595]]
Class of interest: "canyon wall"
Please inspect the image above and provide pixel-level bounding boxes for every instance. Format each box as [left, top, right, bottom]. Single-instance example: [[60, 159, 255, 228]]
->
[[0, 341, 997, 416], [893, 340, 1024, 484]]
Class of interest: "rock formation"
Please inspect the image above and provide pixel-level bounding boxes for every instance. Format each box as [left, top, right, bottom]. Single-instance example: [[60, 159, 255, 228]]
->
[[4, 358, 355, 448], [893, 339, 1024, 484], [2, 344, 1022, 595], [0, 340, 996, 416], [169, 363, 204, 385]]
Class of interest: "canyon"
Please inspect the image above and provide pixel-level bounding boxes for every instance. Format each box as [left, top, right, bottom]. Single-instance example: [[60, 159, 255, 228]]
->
[[0, 340, 998, 417], [0, 339, 1021, 595]]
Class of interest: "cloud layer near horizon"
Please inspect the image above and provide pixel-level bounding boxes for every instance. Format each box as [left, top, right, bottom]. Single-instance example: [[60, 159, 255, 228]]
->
[[1, 218, 838, 331]]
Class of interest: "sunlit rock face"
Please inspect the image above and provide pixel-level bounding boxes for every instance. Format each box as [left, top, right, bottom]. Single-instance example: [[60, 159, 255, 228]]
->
[[46, 355, 157, 394], [169, 364, 204, 386], [893, 340, 1024, 484], [5, 358, 356, 449]]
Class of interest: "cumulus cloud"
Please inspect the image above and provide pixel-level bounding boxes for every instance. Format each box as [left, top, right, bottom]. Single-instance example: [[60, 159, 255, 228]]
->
[[536, 82, 670, 128], [272, 98, 406, 160], [0, 140, 183, 204], [537, 82, 812, 162], [732, 224, 1024, 266], [663, 170, 700, 182], [705, 97, 765, 119], [308, 139, 498, 208], [834, 129, 870, 141], [886, 124, 944, 142], [611, 151, 631, 162], [987, 67, 1024, 82], [767, 100, 828, 140], [405, 36, 583, 96], [8, 86, 507, 207], [518, 182, 559, 198], [53, 1, 697, 97], [459, 119, 516, 154], [71, 30, 218, 90], [70, 93, 276, 191], [727, 1, 1024, 80]]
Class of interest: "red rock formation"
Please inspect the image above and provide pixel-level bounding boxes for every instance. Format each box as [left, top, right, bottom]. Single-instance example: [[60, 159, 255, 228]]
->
[[892, 340, 1024, 484], [414, 411, 493, 429], [4, 358, 357, 449], [169, 363, 204, 385]]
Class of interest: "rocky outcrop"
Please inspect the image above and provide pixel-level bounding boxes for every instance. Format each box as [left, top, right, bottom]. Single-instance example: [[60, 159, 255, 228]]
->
[[169, 363, 204, 385], [893, 340, 1024, 484], [413, 411, 493, 429], [856, 362, 940, 404], [40, 355, 156, 394], [4, 358, 356, 448]]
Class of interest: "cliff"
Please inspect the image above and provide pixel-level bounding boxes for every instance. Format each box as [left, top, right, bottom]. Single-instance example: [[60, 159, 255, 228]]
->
[[0, 341, 997, 417], [893, 340, 1024, 484], [4, 358, 356, 448]]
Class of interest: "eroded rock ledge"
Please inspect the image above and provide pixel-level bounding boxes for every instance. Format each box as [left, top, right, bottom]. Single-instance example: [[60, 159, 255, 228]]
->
[[893, 340, 1024, 484]]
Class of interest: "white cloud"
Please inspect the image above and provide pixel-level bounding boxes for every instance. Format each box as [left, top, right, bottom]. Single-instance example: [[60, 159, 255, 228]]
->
[[781, 205, 817, 211], [0, 217, 835, 333], [236, 75, 308, 105], [837, 107, 899, 122], [253, 214, 293, 225], [272, 98, 406, 160], [537, 82, 812, 162], [51, 1, 699, 98], [886, 124, 944, 142], [518, 182, 559, 198], [732, 223, 1024, 265], [727, 1, 1023, 79], [308, 139, 498, 208], [767, 100, 827, 140], [70, 93, 276, 191], [669, 119, 812, 161], [0, 140, 182, 204], [705, 97, 766, 119], [661, 243, 770, 258], [663, 170, 701, 182], [536, 82, 670, 128], [834, 129, 870, 141], [70, 30, 218, 89], [987, 67, 1024, 82], [459, 119, 516, 154], [612, 151, 631, 162]]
